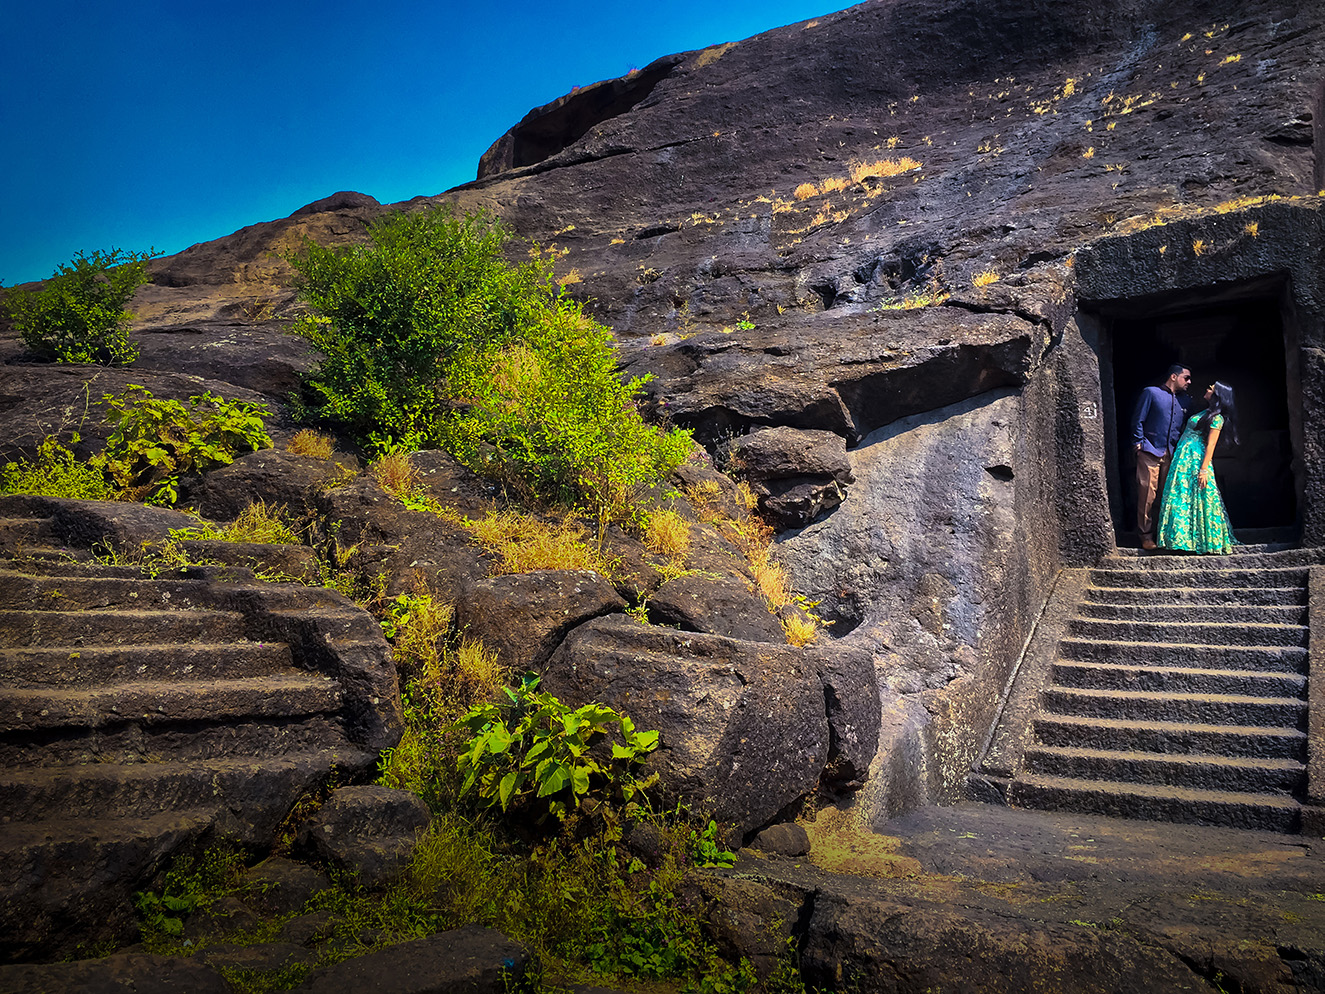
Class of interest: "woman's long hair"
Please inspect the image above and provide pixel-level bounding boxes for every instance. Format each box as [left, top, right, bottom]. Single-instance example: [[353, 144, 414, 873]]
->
[[1197, 381, 1239, 445]]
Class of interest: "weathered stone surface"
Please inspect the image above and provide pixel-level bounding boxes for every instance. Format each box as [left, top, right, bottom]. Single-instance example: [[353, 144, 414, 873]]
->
[[178, 449, 356, 522], [809, 642, 882, 789], [0, 494, 196, 552], [0, 953, 231, 993], [455, 569, 626, 671], [718, 426, 853, 528], [319, 475, 490, 602], [197, 941, 316, 972], [800, 890, 1216, 994], [751, 823, 810, 857], [541, 615, 829, 836], [684, 875, 801, 980], [291, 925, 533, 994], [296, 786, 431, 890], [647, 573, 784, 642], [240, 857, 334, 917], [176, 538, 321, 583]]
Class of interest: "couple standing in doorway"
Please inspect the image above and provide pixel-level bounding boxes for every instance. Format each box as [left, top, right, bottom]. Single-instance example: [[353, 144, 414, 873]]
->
[[1133, 364, 1239, 555]]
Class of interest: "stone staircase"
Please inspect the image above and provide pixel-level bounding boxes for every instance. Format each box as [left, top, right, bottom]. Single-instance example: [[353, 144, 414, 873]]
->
[[0, 497, 401, 962], [972, 543, 1325, 834]]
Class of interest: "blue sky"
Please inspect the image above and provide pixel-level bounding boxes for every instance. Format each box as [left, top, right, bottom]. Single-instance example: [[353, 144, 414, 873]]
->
[[1, 1, 842, 286]]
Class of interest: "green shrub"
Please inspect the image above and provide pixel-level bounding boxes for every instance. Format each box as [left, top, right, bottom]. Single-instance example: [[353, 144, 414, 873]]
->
[[454, 674, 659, 825], [0, 435, 117, 500], [92, 385, 272, 504], [3, 248, 156, 364], [287, 205, 692, 534], [288, 206, 551, 451]]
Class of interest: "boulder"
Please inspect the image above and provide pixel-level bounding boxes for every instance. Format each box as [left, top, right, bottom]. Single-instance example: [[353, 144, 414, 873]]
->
[[719, 427, 853, 529], [455, 569, 626, 671], [296, 786, 432, 890], [291, 925, 533, 994], [685, 875, 802, 981], [541, 615, 830, 836], [319, 476, 490, 601], [752, 823, 811, 857], [177, 449, 356, 522], [647, 573, 784, 642], [811, 643, 883, 789], [239, 857, 333, 917], [0, 494, 196, 553], [0, 952, 231, 993], [175, 539, 322, 583]]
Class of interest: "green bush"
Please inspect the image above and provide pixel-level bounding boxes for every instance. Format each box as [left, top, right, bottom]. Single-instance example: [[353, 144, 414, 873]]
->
[[288, 206, 692, 533], [0, 435, 118, 500], [288, 206, 551, 450], [3, 248, 156, 364], [92, 385, 272, 504]]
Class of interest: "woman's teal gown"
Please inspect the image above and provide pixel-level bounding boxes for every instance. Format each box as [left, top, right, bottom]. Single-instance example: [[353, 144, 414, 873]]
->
[[1157, 413, 1234, 554]]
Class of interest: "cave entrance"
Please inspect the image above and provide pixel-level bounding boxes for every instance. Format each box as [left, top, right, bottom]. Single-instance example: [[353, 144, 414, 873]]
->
[[1096, 279, 1299, 543]]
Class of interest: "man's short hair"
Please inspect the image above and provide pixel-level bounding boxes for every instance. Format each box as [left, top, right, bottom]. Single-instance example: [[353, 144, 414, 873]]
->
[[1165, 363, 1188, 378]]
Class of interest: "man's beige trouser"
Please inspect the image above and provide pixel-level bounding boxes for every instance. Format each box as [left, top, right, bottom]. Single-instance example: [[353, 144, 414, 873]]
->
[[1136, 449, 1171, 538]]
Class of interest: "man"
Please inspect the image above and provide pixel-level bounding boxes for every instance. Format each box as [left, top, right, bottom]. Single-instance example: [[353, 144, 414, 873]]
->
[[1132, 364, 1192, 550]]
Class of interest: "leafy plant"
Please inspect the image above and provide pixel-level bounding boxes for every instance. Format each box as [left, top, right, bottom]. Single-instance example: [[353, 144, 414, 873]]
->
[[454, 674, 659, 824], [135, 843, 246, 947], [689, 820, 737, 868], [93, 385, 272, 504], [2, 248, 157, 364], [0, 434, 117, 500]]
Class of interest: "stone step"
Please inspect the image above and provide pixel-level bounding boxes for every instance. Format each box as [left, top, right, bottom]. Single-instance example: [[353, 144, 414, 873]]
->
[[1083, 586, 1306, 607], [1089, 566, 1307, 589], [0, 642, 296, 688], [1032, 714, 1307, 760], [1041, 686, 1306, 727], [0, 749, 376, 823], [1111, 542, 1285, 558], [1077, 602, 1306, 624], [0, 559, 160, 580], [1023, 745, 1305, 795], [0, 570, 218, 611], [1, 674, 344, 733], [0, 517, 58, 550], [1050, 660, 1306, 698], [1100, 548, 1325, 570], [1067, 618, 1307, 648], [0, 608, 247, 647], [1059, 638, 1306, 673], [1008, 773, 1302, 832]]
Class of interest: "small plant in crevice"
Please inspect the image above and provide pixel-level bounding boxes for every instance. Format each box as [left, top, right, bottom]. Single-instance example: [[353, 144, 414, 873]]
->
[[169, 500, 300, 545], [287, 429, 334, 460]]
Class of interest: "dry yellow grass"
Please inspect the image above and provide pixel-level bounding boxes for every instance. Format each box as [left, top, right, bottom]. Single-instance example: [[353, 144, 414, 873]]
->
[[783, 613, 819, 646], [1244, 222, 1259, 238], [650, 334, 668, 346], [821, 176, 850, 193], [1192, 238, 1208, 256], [973, 269, 1000, 288], [371, 451, 419, 498], [464, 510, 613, 577], [1081, 146, 1095, 159], [644, 509, 691, 561], [793, 182, 819, 200], [287, 429, 334, 460], [849, 157, 922, 184], [771, 198, 795, 214]]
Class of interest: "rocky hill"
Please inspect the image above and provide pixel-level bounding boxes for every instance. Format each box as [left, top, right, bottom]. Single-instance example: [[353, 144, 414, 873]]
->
[[3, 0, 1325, 890]]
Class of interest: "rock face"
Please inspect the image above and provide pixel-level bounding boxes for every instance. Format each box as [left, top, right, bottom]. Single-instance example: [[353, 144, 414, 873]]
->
[[295, 786, 432, 890], [718, 426, 854, 528]]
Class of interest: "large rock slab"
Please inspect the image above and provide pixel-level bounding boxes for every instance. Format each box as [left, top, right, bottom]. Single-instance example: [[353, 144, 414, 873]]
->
[[296, 785, 432, 890], [455, 569, 626, 671], [292, 925, 533, 994], [0, 953, 231, 993], [646, 573, 784, 642], [541, 615, 832, 836], [717, 426, 853, 528]]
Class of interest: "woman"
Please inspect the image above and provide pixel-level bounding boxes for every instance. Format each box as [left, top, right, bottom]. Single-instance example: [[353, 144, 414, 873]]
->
[[1157, 381, 1238, 554]]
